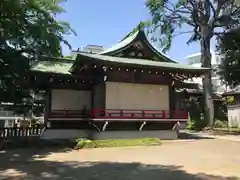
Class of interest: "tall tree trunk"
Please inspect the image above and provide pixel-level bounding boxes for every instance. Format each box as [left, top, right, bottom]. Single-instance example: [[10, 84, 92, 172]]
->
[[200, 36, 214, 126]]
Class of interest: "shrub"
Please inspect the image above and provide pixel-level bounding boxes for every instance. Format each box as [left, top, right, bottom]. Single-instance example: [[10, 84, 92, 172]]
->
[[187, 117, 208, 131], [227, 96, 235, 105], [75, 139, 95, 149], [214, 120, 228, 128], [187, 119, 196, 130], [75, 138, 162, 149]]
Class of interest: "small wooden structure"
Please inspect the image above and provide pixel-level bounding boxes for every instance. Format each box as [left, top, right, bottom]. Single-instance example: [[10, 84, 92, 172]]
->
[[28, 29, 210, 140]]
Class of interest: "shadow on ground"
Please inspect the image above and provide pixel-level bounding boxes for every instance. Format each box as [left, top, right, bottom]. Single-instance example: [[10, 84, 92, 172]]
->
[[179, 130, 240, 140], [0, 146, 239, 180], [178, 132, 214, 140], [208, 131, 240, 136]]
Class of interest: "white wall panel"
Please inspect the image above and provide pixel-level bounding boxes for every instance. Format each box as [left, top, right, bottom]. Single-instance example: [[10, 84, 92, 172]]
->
[[105, 82, 169, 110], [51, 89, 92, 110], [93, 83, 105, 109]]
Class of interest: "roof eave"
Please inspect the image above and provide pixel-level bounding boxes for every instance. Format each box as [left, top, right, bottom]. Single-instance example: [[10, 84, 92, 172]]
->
[[31, 70, 71, 75], [74, 53, 210, 75]]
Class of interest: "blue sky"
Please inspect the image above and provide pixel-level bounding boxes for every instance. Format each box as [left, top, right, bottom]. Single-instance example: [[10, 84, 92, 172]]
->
[[57, 0, 215, 64]]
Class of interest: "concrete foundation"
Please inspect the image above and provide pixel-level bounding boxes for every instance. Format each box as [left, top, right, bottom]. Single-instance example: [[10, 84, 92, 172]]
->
[[41, 129, 178, 140]]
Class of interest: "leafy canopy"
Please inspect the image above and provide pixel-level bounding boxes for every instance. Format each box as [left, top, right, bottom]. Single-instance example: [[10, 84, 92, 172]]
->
[[0, 0, 75, 103], [145, 0, 240, 53], [217, 28, 240, 87], [144, 0, 240, 126]]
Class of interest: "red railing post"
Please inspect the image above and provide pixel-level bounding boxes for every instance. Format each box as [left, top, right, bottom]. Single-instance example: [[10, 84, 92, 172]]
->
[[162, 110, 166, 119], [92, 108, 97, 118], [120, 109, 123, 116]]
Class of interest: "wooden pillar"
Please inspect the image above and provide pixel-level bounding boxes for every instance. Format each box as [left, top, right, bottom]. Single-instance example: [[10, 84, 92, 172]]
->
[[44, 89, 51, 128], [91, 86, 94, 111], [168, 79, 175, 119], [169, 82, 175, 110]]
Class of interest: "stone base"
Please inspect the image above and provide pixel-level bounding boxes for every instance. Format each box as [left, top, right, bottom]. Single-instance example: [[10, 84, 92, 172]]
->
[[41, 129, 178, 140]]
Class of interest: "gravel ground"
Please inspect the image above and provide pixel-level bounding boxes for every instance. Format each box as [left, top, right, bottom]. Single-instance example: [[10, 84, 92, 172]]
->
[[0, 139, 240, 180]]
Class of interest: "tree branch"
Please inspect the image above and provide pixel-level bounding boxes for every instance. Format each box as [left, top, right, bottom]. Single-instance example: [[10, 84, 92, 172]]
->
[[173, 30, 194, 37]]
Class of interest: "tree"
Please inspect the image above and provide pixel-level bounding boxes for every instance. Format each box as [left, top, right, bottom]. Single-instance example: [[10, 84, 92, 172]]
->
[[217, 28, 240, 87], [0, 0, 75, 104], [144, 0, 240, 126]]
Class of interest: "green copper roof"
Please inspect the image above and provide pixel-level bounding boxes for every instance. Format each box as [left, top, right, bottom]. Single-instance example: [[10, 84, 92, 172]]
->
[[99, 31, 139, 55], [98, 30, 177, 63], [77, 53, 210, 71], [31, 59, 74, 75]]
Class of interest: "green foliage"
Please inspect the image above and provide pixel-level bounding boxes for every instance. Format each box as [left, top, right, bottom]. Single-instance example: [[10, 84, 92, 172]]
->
[[64, 55, 73, 59], [227, 96, 236, 105], [214, 120, 228, 128], [144, 0, 240, 126], [75, 138, 162, 149], [0, 0, 75, 103], [217, 28, 240, 87], [187, 119, 196, 130], [186, 96, 208, 130], [144, 0, 240, 52], [187, 118, 208, 131], [75, 139, 95, 149]]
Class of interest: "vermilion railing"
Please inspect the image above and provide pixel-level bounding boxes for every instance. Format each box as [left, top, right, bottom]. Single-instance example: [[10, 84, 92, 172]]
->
[[92, 109, 188, 120], [48, 109, 188, 120]]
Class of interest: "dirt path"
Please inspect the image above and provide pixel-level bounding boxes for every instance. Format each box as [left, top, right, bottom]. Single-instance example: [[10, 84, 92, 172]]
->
[[0, 139, 240, 180]]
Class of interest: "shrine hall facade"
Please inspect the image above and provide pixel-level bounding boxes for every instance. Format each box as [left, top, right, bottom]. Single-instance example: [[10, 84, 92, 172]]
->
[[31, 30, 209, 139]]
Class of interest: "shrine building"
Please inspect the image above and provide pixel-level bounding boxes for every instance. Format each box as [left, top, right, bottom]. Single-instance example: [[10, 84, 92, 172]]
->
[[30, 29, 210, 139]]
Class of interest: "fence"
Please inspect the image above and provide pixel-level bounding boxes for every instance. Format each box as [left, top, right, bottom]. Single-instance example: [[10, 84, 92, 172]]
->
[[0, 127, 45, 139]]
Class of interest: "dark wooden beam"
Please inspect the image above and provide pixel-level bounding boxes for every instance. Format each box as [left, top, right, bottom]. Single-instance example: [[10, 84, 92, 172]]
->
[[106, 71, 170, 85]]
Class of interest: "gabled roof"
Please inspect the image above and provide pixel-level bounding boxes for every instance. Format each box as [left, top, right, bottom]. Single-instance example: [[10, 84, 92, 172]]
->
[[99, 30, 177, 63], [76, 52, 210, 72], [31, 58, 74, 75], [99, 31, 139, 55]]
